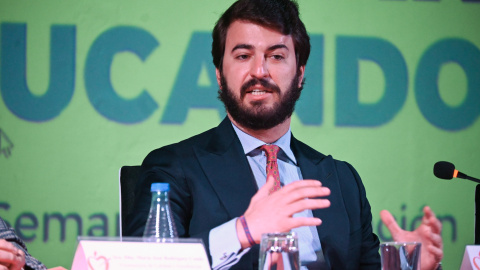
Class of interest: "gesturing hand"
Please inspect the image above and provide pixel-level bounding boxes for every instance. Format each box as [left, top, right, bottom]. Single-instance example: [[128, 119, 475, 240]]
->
[[237, 177, 330, 248], [0, 239, 26, 270], [380, 206, 443, 270]]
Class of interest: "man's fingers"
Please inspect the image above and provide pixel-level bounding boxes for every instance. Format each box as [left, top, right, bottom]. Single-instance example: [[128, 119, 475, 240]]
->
[[0, 240, 17, 253], [423, 206, 442, 234], [380, 210, 402, 236], [430, 233, 443, 248], [274, 181, 330, 204], [252, 176, 275, 200], [423, 206, 433, 217], [281, 179, 323, 191], [287, 217, 322, 228], [278, 186, 330, 203], [283, 198, 331, 215], [0, 249, 23, 267], [427, 245, 444, 261], [0, 250, 15, 264], [246, 179, 330, 237], [16, 249, 24, 259], [420, 223, 443, 248]]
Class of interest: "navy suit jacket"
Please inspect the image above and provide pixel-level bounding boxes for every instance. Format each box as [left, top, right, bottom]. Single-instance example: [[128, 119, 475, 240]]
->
[[127, 117, 380, 269]]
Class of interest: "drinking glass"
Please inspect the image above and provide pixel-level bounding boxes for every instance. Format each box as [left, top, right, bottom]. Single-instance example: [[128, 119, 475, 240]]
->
[[380, 242, 421, 270], [259, 232, 299, 270]]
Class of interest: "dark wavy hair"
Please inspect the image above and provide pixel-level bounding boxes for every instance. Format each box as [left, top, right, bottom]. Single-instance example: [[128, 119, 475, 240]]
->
[[211, 0, 310, 72]]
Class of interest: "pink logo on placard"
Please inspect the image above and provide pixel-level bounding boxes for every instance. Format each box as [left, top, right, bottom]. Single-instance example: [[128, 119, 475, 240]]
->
[[472, 251, 480, 270], [87, 251, 110, 270]]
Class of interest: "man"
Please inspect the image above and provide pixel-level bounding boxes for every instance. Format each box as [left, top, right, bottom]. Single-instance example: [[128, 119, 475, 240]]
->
[[127, 0, 443, 269]]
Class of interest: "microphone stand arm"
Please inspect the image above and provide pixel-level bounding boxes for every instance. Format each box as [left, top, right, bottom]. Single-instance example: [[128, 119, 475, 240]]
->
[[466, 176, 480, 184]]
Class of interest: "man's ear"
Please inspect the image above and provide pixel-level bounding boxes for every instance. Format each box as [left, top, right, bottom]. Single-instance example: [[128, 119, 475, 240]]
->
[[297, 66, 305, 88], [216, 68, 222, 89]]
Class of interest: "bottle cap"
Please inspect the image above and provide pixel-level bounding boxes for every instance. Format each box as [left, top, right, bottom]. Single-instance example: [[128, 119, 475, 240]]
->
[[151, 183, 170, 192]]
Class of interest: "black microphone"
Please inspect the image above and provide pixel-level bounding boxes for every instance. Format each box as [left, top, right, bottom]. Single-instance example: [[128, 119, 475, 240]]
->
[[433, 161, 480, 184], [434, 161, 480, 244]]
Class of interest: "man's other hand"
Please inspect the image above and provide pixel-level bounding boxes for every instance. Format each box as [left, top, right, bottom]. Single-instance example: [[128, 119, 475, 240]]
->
[[380, 206, 443, 270]]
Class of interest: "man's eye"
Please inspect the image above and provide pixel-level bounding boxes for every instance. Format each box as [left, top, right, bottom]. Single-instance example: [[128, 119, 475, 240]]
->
[[236, 55, 249, 60], [271, 55, 284, 60]]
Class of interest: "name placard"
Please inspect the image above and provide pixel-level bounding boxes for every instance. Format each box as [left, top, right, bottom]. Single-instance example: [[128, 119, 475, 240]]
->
[[71, 237, 210, 270], [460, 245, 480, 270]]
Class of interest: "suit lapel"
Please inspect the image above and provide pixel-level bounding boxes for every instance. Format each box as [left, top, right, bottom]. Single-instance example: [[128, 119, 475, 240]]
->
[[291, 136, 350, 263], [195, 118, 258, 218]]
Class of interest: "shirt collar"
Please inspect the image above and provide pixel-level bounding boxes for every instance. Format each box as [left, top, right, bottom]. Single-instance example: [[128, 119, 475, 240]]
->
[[231, 123, 297, 164]]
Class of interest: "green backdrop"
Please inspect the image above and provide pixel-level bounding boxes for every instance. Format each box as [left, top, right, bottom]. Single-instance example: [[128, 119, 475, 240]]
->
[[1, 0, 479, 269]]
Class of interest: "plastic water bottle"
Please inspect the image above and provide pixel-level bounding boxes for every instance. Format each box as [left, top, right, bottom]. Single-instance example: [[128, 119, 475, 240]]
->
[[143, 183, 178, 241]]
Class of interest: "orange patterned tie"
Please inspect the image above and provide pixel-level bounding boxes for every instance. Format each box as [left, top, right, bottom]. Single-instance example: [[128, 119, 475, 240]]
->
[[260, 144, 281, 194]]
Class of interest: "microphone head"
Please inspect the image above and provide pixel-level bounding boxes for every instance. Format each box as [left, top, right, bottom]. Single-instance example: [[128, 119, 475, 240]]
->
[[434, 161, 455, 180]]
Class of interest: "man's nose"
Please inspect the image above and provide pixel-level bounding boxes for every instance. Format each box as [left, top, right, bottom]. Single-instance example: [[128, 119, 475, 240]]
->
[[250, 56, 269, 78]]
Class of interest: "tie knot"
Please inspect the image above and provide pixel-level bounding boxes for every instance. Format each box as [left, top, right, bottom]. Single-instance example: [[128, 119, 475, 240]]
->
[[260, 144, 280, 162]]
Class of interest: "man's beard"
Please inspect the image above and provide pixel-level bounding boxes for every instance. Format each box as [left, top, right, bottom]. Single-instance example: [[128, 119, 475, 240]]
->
[[218, 72, 303, 130]]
